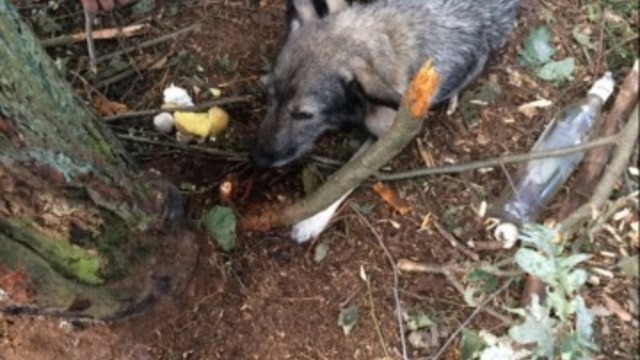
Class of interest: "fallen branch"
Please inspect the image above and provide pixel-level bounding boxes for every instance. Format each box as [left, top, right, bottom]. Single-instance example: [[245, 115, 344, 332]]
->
[[432, 219, 480, 261], [117, 134, 247, 161], [558, 103, 639, 233], [557, 60, 639, 219], [103, 96, 253, 121], [96, 23, 200, 64], [41, 23, 149, 48], [397, 258, 523, 278], [242, 60, 441, 230]]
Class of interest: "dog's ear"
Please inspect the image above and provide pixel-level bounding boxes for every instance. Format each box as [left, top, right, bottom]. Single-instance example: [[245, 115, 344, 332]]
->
[[287, 0, 348, 31], [346, 62, 403, 109], [326, 0, 348, 13], [288, 0, 320, 30]]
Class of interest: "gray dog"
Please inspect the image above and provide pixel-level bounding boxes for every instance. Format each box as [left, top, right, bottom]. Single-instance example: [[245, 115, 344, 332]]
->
[[253, 0, 520, 242]]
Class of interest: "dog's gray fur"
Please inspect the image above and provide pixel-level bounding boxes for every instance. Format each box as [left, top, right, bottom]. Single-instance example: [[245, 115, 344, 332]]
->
[[251, 0, 520, 168]]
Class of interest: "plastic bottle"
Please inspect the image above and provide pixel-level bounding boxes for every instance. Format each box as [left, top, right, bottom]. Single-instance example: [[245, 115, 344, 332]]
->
[[492, 72, 616, 246]]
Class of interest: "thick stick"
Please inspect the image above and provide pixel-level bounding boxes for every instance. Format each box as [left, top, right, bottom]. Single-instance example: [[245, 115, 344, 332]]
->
[[242, 61, 441, 230], [559, 104, 639, 232]]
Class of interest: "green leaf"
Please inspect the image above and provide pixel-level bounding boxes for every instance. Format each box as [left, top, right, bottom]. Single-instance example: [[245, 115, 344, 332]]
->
[[560, 334, 581, 360], [301, 165, 320, 195], [573, 296, 595, 342], [313, 241, 330, 263], [404, 311, 432, 331], [617, 255, 639, 278], [519, 224, 558, 258], [203, 206, 236, 251], [559, 254, 592, 270], [509, 296, 556, 358], [547, 289, 572, 321], [350, 203, 373, 215], [337, 306, 359, 335], [460, 329, 486, 360], [515, 248, 556, 284], [468, 269, 499, 293], [565, 269, 588, 294], [132, 0, 155, 15], [463, 286, 481, 307], [536, 57, 575, 83], [519, 26, 556, 67], [475, 80, 503, 103], [572, 26, 595, 49]]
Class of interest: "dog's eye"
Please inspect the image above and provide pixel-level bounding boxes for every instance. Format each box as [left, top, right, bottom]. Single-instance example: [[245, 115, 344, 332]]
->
[[291, 111, 314, 120]]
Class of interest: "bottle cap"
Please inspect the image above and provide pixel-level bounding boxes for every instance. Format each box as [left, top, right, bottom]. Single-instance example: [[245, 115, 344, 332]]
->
[[587, 72, 615, 103], [494, 223, 519, 249]]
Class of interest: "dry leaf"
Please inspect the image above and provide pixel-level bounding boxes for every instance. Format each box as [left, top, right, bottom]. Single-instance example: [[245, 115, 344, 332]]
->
[[517, 99, 552, 118], [92, 94, 129, 116], [416, 138, 435, 167], [372, 182, 411, 215], [603, 294, 632, 322]]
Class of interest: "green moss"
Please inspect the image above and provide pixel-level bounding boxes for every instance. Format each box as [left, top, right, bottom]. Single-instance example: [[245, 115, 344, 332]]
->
[[0, 218, 104, 285], [91, 136, 117, 163], [0, 232, 125, 318], [94, 213, 150, 280]]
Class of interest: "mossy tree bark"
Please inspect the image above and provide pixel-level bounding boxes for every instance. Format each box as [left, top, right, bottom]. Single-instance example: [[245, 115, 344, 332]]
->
[[0, 1, 194, 319]]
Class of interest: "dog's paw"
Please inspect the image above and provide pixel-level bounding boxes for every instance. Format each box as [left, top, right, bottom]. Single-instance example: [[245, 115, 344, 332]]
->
[[291, 204, 337, 243], [290, 193, 350, 243]]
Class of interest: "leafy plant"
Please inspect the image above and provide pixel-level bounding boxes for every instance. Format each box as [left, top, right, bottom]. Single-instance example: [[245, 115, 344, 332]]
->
[[461, 224, 599, 360], [519, 26, 556, 67], [519, 26, 575, 84]]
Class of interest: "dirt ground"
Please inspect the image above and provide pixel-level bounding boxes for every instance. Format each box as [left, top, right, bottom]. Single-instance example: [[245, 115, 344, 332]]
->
[[1, 0, 638, 359]]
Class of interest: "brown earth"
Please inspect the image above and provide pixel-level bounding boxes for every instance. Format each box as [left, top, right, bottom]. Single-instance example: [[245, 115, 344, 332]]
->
[[1, 0, 638, 359]]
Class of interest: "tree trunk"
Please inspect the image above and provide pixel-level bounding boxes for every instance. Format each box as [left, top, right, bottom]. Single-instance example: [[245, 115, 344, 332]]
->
[[0, 1, 196, 319]]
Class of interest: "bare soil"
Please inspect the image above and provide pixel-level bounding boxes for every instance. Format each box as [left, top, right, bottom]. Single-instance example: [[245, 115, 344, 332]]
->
[[1, 0, 638, 359]]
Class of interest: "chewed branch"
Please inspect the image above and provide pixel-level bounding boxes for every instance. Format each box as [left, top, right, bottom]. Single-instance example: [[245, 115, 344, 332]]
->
[[241, 60, 441, 231]]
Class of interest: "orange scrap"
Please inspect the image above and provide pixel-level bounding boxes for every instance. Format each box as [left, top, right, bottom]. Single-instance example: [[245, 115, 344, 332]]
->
[[372, 182, 411, 215]]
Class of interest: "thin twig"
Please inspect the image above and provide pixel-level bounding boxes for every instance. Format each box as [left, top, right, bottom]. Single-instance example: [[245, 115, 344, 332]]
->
[[84, 11, 97, 73], [41, 23, 149, 48], [96, 23, 200, 64], [117, 134, 248, 161], [432, 219, 480, 261], [364, 273, 390, 358], [103, 96, 253, 121], [356, 212, 409, 360], [432, 279, 514, 360], [397, 258, 523, 278], [376, 134, 620, 181]]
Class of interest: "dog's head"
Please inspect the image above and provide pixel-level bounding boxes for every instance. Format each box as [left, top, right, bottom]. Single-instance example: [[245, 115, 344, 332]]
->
[[252, 54, 372, 167], [252, 0, 355, 168], [251, 0, 403, 168]]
